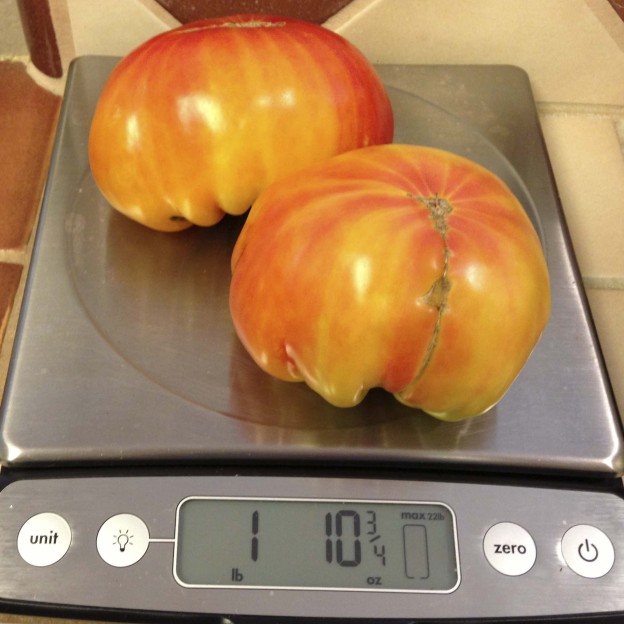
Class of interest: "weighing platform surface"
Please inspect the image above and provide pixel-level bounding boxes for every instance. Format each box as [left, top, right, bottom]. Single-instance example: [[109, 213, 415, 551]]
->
[[0, 58, 621, 476]]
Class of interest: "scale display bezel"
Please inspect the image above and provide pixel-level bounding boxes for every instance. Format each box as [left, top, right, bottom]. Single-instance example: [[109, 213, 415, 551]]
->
[[172, 495, 461, 593]]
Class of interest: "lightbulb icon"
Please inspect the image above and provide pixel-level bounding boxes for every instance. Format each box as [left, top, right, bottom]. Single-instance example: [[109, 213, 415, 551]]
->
[[114, 529, 133, 553]]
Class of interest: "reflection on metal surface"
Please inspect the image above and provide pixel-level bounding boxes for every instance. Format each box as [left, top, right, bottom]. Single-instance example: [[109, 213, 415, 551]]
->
[[66, 88, 534, 434]]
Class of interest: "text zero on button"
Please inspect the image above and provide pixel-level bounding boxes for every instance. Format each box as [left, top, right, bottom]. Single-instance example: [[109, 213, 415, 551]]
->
[[483, 522, 536, 576], [17, 512, 72, 567]]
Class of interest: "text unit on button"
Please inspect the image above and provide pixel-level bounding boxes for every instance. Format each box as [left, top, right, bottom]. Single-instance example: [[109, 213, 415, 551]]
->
[[17, 513, 72, 567]]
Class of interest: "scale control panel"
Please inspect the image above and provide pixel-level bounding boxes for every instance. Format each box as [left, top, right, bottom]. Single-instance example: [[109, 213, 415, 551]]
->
[[0, 475, 623, 621]]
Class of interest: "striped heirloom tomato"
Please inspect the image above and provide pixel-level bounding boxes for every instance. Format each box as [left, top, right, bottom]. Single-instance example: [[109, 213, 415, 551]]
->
[[88, 15, 393, 232], [230, 145, 551, 421]]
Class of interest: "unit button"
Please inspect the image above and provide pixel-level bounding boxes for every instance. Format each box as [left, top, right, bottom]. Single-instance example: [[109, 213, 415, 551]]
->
[[97, 514, 150, 567], [483, 522, 537, 576], [561, 525, 614, 578], [18, 512, 72, 567]]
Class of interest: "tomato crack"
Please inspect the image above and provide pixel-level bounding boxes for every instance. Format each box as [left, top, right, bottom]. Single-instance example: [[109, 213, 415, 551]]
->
[[411, 194, 453, 382]]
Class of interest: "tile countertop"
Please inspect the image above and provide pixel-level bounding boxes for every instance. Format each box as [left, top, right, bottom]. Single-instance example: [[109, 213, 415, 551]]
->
[[0, 0, 624, 622]]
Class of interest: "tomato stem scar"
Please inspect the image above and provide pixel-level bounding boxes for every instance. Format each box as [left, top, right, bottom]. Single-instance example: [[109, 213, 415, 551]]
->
[[178, 21, 287, 34], [416, 194, 453, 235]]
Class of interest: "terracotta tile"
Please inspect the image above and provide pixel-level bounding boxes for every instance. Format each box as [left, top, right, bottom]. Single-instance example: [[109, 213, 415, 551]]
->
[[17, 0, 63, 78], [0, 61, 61, 250], [0, 263, 22, 347]]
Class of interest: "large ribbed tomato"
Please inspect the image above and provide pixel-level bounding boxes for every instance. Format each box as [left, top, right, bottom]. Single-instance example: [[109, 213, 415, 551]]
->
[[88, 15, 393, 232], [230, 144, 551, 421]]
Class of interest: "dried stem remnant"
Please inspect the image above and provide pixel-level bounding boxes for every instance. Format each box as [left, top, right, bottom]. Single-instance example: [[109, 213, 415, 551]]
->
[[419, 194, 453, 236], [178, 21, 287, 34]]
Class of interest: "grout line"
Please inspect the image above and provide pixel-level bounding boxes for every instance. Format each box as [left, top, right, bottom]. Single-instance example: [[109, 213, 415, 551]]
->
[[616, 119, 624, 156], [583, 276, 624, 290], [0, 249, 27, 265], [0, 181, 46, 396], [0, 54, 29, 63], [25, 60, 66, 96], [537, 101, 624, 118], [0, 262, 28, 397], [0, 276, 36, 398]]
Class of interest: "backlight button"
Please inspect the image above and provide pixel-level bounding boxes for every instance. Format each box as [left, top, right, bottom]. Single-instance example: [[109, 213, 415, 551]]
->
[[97, 513, 150, 567]]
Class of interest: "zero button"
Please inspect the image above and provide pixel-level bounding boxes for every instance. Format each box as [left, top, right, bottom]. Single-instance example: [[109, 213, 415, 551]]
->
[[483, 522, 537, 576]]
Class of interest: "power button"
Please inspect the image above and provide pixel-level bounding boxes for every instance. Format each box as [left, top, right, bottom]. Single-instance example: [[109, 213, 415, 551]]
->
[[561, 525, 615, 578]]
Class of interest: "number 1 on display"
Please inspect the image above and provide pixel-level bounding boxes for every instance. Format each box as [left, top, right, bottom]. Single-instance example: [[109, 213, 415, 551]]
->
[[251, 510, 259, 562]]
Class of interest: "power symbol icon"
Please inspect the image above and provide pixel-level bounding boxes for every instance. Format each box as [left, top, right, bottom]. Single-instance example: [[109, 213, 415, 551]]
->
[[578, 539, 599, 563], [562, 525, 614, 578]]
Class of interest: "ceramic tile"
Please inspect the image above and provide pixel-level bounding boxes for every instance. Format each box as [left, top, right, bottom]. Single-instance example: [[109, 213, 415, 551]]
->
[[333, 0, 624, 105], [64, 0, 177, 58], [586, 288, 624, 415], [0, 261, 22, 398], [0, 61, 60, 250], [538, 113, 624, 283], [617, 118, 624, 153], [0, 0, 28, 56]]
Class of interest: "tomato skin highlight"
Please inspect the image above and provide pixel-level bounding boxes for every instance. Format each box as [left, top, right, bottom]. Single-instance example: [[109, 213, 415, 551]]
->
[[230, 144, 551, 421], [88, 14, 394, 232]]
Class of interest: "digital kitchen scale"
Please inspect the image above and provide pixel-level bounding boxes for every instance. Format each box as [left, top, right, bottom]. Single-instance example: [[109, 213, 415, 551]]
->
[[0, 57, 623, 623]]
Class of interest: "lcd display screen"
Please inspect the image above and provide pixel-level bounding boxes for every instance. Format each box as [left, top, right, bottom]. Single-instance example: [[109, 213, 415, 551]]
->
[[174, 497, 459, 592]]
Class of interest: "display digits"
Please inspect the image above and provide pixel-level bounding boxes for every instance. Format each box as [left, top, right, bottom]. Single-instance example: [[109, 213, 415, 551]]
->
[[367, 510, 387, 565], [325, 510, 362, 567], [251, 510, 259, 562], [252, 509, 383, 568]]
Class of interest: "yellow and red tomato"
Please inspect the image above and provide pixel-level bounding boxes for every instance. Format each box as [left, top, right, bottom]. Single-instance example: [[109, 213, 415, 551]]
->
[[230, 144, 551, 421], [88, 15, 393, 232]]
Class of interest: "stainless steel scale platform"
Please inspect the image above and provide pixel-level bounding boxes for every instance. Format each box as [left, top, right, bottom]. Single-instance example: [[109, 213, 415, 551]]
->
[[0, 57, 622, 623]]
